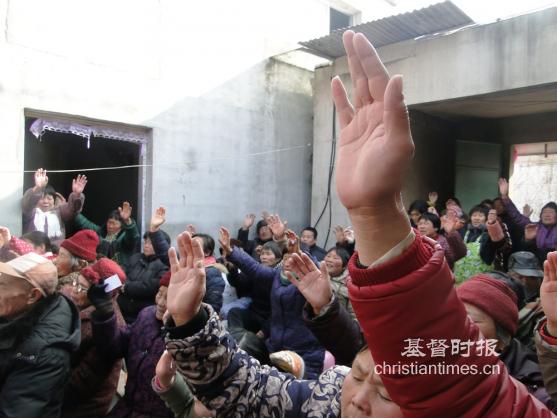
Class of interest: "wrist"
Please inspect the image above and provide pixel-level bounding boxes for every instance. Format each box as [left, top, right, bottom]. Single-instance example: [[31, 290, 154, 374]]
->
[[124, 218, 132, 225], [149, 225, 159, 233], [348, 199, 411, 266], [172, 307, 200, 327]]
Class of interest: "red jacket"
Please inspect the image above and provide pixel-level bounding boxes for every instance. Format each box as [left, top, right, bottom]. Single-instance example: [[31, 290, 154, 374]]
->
[[347, 233, 555, 418]]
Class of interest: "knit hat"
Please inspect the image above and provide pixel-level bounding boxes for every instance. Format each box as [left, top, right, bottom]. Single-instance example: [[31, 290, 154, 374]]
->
[[456, 274, 518, 336], [60, 230, 99, 262], [159, 270, 171, 288], [80, 257, 126, 285]]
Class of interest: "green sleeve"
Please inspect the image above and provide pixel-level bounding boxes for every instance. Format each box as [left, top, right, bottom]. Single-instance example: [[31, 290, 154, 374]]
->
[[154, 373, 197, 418], [74, 213, 102, 236], [115, 219, 140, 252]]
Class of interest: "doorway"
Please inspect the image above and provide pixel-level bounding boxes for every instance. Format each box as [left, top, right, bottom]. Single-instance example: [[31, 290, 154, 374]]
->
[[23, 114, 149, 237]]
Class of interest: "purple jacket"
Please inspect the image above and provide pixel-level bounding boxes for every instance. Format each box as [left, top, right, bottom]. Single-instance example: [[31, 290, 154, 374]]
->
[[503, 197, 557, 251], [92, 306, 172, 418]]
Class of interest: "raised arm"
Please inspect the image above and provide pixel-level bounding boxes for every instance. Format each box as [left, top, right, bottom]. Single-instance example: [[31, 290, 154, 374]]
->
[[58, 174, 87, 222], [334, 30, 552, 417], [21, 169, 48, 218], [148, 206, 169, 265], [499, 178, 531, 228]]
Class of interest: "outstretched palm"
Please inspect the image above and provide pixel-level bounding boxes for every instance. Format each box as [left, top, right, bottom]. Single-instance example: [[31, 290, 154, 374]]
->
[[72, 174, 88, 194], [150, 206, 166, 230], [166, 232, 206, 326], [287, 253, 332, 315], [333, 31, 413, 210], [541, 252, 557, 335]]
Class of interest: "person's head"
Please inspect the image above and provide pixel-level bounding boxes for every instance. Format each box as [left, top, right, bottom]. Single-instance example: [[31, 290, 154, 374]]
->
[[324, 247, 350, 278], [457, 274, 518, 351], [417, 213, 440, 238], [57, 230, 99, 276], [340, 346, 404, 418], [192, 233, 215, 258], [493, 197, 506, 216], [469, 205, 488, 228], [256, 220, 272, 241], [540, 202, 557, 226], [508, 251, 544, 296], [71, 258, 126, 310], [300, 227, 318, 247], [22, 231, 52, 255], [37, 185, 56, 212], [259, 241, 282, 267], [143, 230, 171, 257], [408, 200, 429, 226], [154, 271, 171, 321], [445, 197, 462, 209], [106, 210, 123, 236], [0, 253, 58, 319]]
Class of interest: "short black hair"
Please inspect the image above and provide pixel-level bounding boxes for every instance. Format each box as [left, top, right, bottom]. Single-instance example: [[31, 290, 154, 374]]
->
[[42, 185, 56, 199], [22, 231, 53, 253], [193, 233, 215, 257], [302, 227, 318, 240], [107, 210, 123, 223], [469, 205, 489, 218], [408, 199, 429, 215], [418, 212, 441, 231], [143, 230, 171, 246]]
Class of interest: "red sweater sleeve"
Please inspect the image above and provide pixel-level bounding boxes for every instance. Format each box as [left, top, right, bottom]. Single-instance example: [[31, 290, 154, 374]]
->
[[348, 234, 553, 418]]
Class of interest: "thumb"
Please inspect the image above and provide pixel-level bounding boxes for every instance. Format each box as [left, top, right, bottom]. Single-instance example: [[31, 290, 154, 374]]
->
[[384, 75, 412, 148]]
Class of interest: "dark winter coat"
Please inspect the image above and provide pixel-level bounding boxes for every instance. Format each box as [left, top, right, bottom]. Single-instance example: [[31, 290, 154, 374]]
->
[[118, 253, 168, 323], [62, 301, 125, 418], [307, 244, 327, 262], [204, 266, 226, 313], [228, 247, 324, 379], [0, 294, 81, 418], [92, 305, 173, 418]]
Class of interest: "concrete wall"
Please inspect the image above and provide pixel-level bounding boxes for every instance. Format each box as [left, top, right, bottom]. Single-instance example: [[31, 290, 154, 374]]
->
[[0, 0, 334, 242]]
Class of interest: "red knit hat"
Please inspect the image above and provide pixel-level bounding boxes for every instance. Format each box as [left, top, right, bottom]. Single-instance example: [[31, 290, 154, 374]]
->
[[456, 274, 518, 336], [159, 271, 171, 288], [60, 230, 99, 262], [81, 257, 126, 285]]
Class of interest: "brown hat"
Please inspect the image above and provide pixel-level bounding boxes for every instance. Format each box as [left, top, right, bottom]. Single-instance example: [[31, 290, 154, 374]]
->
[[0, 253, 58, 296], [60, 230, 99, 262]]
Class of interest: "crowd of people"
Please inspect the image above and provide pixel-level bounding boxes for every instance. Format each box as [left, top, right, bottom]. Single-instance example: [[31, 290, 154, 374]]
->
[[1, 30, 557, 418]]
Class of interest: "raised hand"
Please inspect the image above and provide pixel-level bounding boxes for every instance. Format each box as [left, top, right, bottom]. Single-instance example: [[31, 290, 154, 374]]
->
[[242, 214, 256, 230], [428, 191, 439, 206], [72, 174, 88, 194], [344, 227, 355, 244], [186, 224, 197, 235], [150, 206, 166, 232], [524, 224, 539, 241], [218, 227, 232, 257], [166, 232, 206, 326], [155, 350, 176, 390], [268, 214, 287, 239], [487, 209, 498, 225], [498, 178, 509, 197], [118, 202, 133, 225], [0, 226, 11, 245], [441, 212, 457, 234], [541, 252, 557, 336], [261, 210, 271, 223], [286, 229, 300, 254], [34, 169, 48, 190], [334, 225, 346, 244], [332, 31, 413, 211], [287, 252, 333, 315], [523, 204, 534, 218]]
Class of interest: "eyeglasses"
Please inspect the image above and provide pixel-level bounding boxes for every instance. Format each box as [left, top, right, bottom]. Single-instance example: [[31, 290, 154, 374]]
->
[[72, 278, 89, 293]]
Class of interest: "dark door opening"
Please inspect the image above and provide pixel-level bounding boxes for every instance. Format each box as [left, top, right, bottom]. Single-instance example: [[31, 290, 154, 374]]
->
[[24, 117, 142, 237]]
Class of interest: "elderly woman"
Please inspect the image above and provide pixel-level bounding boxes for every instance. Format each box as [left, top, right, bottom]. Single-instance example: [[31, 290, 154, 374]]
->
[[322, 246, 355, 319], [56, 229, 100, 289], [61, 258, 126, 418], [22, 169, 87, 247]]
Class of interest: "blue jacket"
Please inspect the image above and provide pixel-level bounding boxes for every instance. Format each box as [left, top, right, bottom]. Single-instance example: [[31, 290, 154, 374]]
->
[[228, 248, 324, 378]]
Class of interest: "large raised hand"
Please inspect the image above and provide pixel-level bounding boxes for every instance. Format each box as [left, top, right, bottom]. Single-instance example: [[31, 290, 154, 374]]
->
[[541, 252, 557, 336], [166, 232, 206, 326], [150, 206, 166, 232], [332, 31, 414, 264], [287, 252, 333, 315], [267, 214, 287, 239], [72, 174, 88, 194]]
